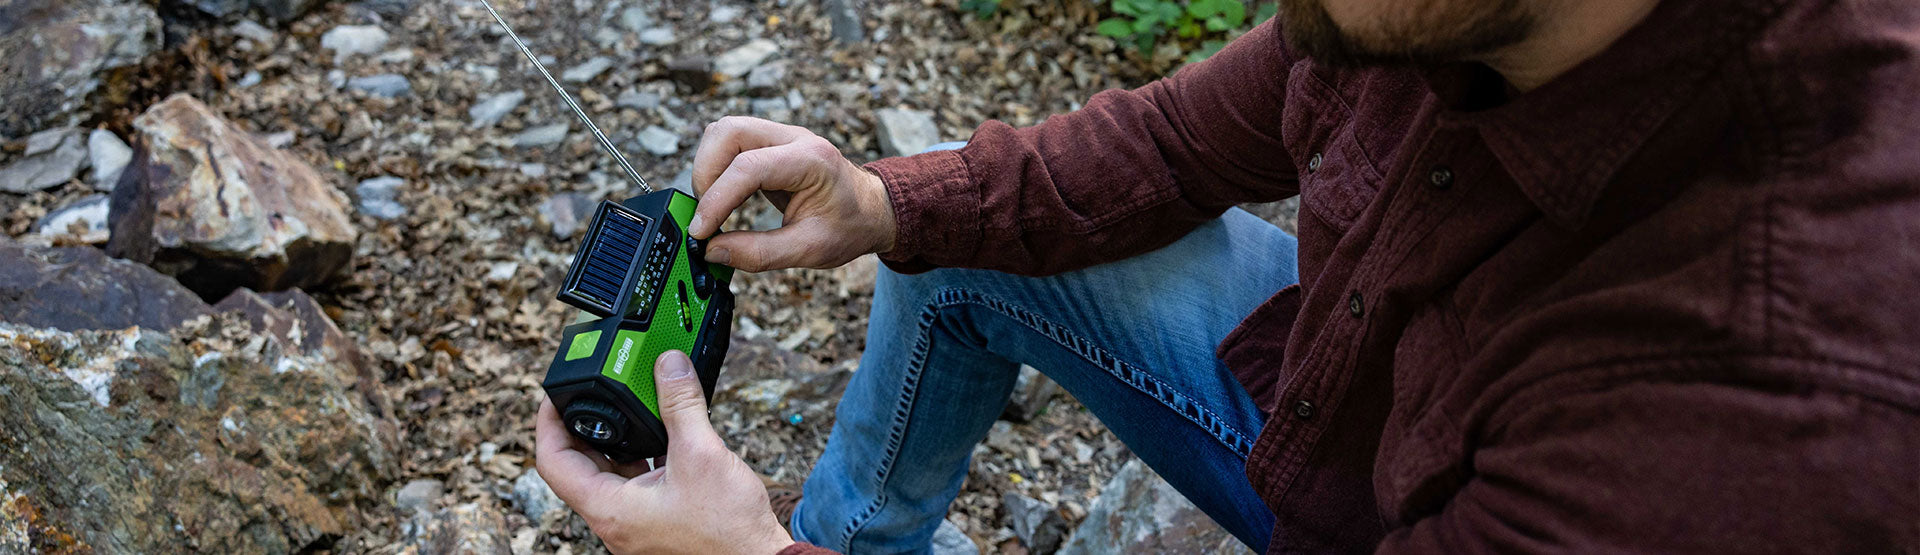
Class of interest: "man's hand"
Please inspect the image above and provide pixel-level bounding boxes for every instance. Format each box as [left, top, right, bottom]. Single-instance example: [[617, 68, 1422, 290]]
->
[[534, 351, 793, 555], [689, 116, 896, 273]]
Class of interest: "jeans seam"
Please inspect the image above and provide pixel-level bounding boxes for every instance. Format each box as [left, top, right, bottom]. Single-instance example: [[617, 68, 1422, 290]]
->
[[836, 301, 943, 549], [933, 287, 1257, 457]]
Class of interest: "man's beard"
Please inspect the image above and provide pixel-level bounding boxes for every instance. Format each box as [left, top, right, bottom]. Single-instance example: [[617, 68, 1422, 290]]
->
[[1280, 0, 1536, 69]]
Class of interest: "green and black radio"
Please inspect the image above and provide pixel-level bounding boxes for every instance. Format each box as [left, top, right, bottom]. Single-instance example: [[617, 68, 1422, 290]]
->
[[481, 0, 735, 461]]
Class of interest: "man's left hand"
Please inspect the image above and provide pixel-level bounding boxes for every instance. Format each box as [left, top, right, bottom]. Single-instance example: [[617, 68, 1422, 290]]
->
[[534, 350, 795, 555]]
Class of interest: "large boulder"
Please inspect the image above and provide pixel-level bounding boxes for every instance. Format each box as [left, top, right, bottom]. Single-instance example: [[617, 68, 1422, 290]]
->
[[107, 94, 357, 301], [0, 238, 213, 331], [0, 0, 161, 138], [1058, 459, 1254, 554], [0, 313, 398, 553]]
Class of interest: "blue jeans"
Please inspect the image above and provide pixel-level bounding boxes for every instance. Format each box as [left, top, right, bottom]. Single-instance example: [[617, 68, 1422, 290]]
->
[[791, 146, 1300, 553]]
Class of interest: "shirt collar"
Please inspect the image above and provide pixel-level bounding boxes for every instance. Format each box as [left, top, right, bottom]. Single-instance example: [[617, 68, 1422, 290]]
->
[[1425, 0, 1787, 229]]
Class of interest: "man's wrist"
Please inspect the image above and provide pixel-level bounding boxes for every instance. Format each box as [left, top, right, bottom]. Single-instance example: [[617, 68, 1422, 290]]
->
[[855, 165, 898, 255]]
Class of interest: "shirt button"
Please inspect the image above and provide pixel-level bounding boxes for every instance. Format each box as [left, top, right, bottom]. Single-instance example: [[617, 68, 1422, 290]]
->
[[1428, 166, 1454, 189], [1308, 152, 1323, 172], [1348, 292, 1365, 318], [1292, 400, 1316, 420]]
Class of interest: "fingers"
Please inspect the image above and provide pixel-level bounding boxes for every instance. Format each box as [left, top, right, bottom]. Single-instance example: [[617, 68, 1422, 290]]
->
[[534, 399, 628, 511], [688, 140, 835, 239], [651, 350, 725, 458], [691, 116, 813, 199], [704, 218, 837, 273]]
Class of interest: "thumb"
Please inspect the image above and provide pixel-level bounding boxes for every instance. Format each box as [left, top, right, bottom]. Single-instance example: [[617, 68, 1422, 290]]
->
[[652, 350, 721, 453]]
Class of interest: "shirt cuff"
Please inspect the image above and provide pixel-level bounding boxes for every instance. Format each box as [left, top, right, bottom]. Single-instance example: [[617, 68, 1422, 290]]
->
[[863, 148, 980, 273], [775, 542, 839, 555]]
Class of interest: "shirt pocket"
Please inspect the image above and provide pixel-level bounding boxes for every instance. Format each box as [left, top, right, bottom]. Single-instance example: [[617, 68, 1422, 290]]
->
[[1283, 67, 1386, 230]]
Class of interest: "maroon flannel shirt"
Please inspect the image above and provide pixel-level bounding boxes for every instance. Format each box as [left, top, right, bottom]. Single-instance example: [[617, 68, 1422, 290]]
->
[[782, 0, 1920, 552]]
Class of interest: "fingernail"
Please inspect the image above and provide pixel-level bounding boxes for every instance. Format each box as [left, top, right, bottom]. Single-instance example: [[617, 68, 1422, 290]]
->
[[659, 350, 694, 379], [688, 214, 706, 237], [705, 247, 730, 265]]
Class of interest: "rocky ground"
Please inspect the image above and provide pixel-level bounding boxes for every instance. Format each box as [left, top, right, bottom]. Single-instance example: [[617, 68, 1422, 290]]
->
[[1, 0, 1293, 552]]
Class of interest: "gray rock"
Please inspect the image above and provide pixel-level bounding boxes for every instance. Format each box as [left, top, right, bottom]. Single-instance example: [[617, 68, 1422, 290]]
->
[[107, 94, 358, 301], [785, 89, 806, 111], [746, 60, 788, 93], [636, 125, 680, 156], [709, 4, 745, 23], [638, 26, 677, 46], [404, 503, 512, 554], [1058, 459, 1253, 554], [540, 192, 597, 238], [0, 1, 160, 137], [327, 69, 348, 89], [562, 56, 615, 83], [0, 240, 212, 331], [751, 98, 792, 122], [0, 127, 89, 193], [591, 28, 623, 49], [1003, 492, 1068, 554], [320, 24, 390, 61], [670, 165, 695, 196], [875, 107, 940, 157], [825, 0, 866, 43], [985, 420, 1020, 455], [230, 19, 277, 43], [618, 6, 653, 33], [667, 56, 716, 92], [469, 90, 527, 128], [184, 0, 249, 18], [32, 194, 110, 244], [931, 518, 979, 555], [0, 313, 396, 553], [1002, 365, 1062, 422], [512, 469, 567, 521], [617, 90, 663, 111], [88, 129, 133, 190], [395, 479, 444, 513], [235, 70, 263, 87], [514, 123, 571, 148], [355, 176, 407, 220], [714, 39, 779, 78], [347, 73, 411, 98]]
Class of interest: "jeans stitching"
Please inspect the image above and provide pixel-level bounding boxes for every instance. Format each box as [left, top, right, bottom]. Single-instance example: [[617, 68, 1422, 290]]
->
[[933, 287, 1256, 457], [836, 302, 942, 549]]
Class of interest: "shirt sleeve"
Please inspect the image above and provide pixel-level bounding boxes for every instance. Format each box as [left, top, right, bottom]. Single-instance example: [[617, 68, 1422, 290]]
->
[[1376, 361, 1920, 553], [775, 542, 838, 555], [868, 18, 1302, 276]]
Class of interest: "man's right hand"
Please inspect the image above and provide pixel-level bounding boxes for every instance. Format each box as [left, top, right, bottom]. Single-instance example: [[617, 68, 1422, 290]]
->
[[688, 116, 897, 273]]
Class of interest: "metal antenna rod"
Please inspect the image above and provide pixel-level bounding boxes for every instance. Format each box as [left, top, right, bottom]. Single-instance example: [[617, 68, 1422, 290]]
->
[[477, 0, 652, 193]]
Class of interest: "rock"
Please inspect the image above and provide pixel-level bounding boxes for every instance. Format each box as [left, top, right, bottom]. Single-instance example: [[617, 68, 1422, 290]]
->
[[89, 129, 134, 191], [540, 192, 597, 238], [0, 238, 212, 332], [714, 39, 779, 78], [562, 57, 614, 83], [511, 469, 567, 521], [636, 125, 680, 156], [347, 74, 412, 98], [670, 165, 695, 196], [355, 176, 408, 220], [395, 479, 445, 513], [824, 0, 866, 43], [32, 194, 111, 244], [667, 56, 716, 92], [469, 90, 526, 129], [106, 94, 358, 301], [709, 5, 745, 23], [0, 127, 90, 193], [986, 421, 1020, 455], [252, 0, 326, 22], [931, 518, 979, 555], [1002, 366, 1061, 422], [231, 19, 277, 43], [514, 123, 570, 148], [734, 379, 797, 412], [875, 108, 940, 158], [618, 6, 653, 32], [404, 503, 512, 554], [751, 98, 792, 122], [638, 27, 676, 46], [1003, 492, 1068, 554], [746, 61, 788, 93], [209, 287, 389, 419], [320, 25, 390, 61], [1058, 459, 1253, 554], [0, 0, 160, 137], [183, 0, 249, 18], [617, 90, 662, 111], [0, 314, 397, 553]]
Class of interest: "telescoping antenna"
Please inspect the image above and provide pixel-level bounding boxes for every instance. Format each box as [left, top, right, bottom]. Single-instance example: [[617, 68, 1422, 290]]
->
[[477, 0, 652, 193]]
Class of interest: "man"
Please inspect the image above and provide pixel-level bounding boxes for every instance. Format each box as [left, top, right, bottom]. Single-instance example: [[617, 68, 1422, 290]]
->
[[534, 0, 1920, 551]]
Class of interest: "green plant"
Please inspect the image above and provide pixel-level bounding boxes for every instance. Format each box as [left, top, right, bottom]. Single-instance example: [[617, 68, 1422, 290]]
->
[[1097, 0, 1247, 55], [960, 0, 1001, 19]]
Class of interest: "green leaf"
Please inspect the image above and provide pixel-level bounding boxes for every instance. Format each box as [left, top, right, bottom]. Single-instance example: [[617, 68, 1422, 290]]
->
[[1112, 0, 1143, 16], [1185, 39, 1228, 63], [1187, 0, 1221, 19], [1254, 1, 1277, 24], [1154, 2, 1183, 23], [1204, 15, 1228, 31], [1134, 33, 1155, 53], [1132, 14, 1161, 33], [1218, 0, 1245, 26], [1178, 19, 1203, 38], [1097, 17, 1135, 38]]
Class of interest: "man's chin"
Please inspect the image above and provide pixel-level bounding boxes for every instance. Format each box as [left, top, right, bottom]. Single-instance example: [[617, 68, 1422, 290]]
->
[[1277, 0, 1534, 69]]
